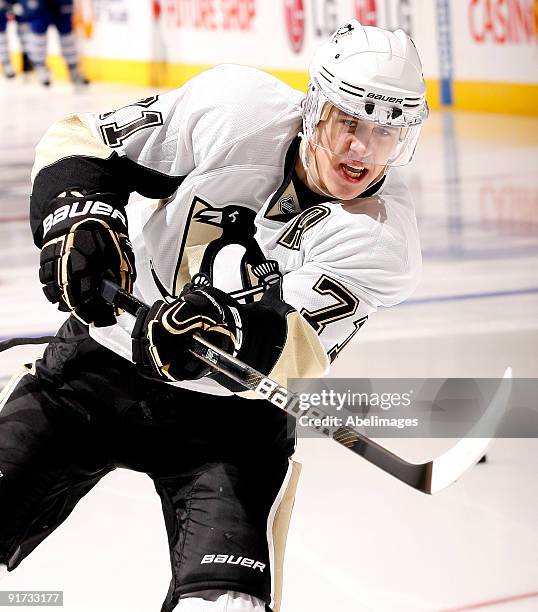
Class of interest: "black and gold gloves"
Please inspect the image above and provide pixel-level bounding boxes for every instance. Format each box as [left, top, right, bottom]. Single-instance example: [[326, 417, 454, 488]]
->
[[134, 279, 243, 382], [38, 190, 135, 326]]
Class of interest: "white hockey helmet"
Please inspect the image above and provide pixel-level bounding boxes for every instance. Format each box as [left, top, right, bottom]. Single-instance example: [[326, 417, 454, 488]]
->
[[302, 20, 429, 167]]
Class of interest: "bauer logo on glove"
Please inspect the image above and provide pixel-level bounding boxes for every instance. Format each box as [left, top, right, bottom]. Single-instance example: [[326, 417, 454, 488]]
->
[[37, 189, 136, 327], [41, 192, 128, 239]]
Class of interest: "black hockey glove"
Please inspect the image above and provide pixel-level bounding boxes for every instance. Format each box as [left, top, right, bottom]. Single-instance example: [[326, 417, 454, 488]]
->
[[134, 278, 243, 381], [37, 190, 136, 327]]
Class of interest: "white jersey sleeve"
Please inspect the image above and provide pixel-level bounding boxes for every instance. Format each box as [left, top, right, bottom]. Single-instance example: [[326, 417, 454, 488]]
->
[[83, 64, 299, 177], [32, 64, 303, 189]]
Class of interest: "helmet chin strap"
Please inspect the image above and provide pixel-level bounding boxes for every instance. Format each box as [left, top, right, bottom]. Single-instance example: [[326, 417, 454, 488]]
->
[[298, 135, 335, 198]]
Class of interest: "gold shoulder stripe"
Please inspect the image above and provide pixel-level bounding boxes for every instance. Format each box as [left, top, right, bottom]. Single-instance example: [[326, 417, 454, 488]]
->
[[32, 114, 114, 183], [237, 311, 329, 400]]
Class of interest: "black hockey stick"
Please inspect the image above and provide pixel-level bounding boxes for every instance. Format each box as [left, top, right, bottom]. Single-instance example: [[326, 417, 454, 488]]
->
[[100, 279, 512, 495]]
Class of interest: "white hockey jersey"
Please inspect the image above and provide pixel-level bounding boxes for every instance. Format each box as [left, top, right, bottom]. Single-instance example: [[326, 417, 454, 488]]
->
[[31, 65, 422, 396]]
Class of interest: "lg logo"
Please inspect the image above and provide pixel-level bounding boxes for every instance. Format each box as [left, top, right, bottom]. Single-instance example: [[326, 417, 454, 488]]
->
[[284, 0, 305, 52], [355, 0, 413, 34], [284, 0, 338, 53], [284, 0, 413, 54], [355, 0, 377, 26], [283, 0, 340, 53]]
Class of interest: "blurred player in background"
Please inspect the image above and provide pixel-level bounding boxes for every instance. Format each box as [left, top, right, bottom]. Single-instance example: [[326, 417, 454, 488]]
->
[[0, 0, 32, 78], [22, 0, 88, 86], [0, 20, 427, 612], [0, 0, 16, 77]]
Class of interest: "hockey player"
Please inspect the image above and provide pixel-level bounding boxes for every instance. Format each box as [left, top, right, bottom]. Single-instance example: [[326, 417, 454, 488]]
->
[[0, 1, 15, 77], [0, 21, 427, 612], [0, 0, 29, 78], [0, 2, 15, 78], [22, 0, 88, 86]]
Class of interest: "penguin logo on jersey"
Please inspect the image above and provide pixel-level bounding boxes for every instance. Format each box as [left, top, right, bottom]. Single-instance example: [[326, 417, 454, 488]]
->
[[151, 197, 282, 303]]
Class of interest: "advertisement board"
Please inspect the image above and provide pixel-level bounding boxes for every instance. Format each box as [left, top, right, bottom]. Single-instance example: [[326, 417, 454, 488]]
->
[[7, 0, 537, 113]]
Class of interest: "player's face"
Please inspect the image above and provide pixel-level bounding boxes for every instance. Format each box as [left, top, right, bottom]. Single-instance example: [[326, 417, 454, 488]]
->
[[313, 108, 400, 199]]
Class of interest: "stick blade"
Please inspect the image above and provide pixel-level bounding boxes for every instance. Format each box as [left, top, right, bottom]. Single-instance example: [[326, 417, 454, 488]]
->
[[427, 367, 512, 494]]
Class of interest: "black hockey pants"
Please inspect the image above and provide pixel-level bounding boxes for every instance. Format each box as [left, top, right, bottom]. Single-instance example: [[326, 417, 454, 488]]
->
[[0, 317, 296, 611]]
